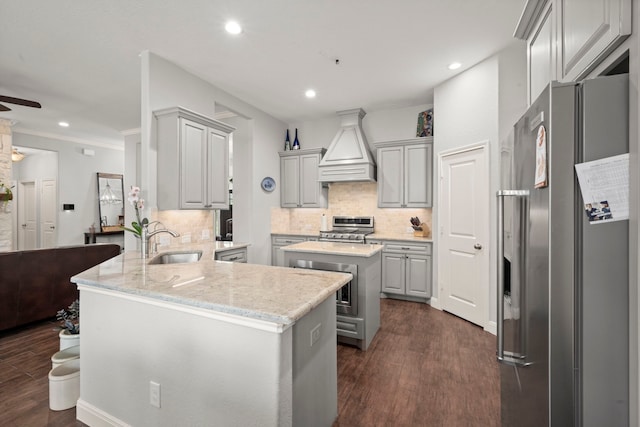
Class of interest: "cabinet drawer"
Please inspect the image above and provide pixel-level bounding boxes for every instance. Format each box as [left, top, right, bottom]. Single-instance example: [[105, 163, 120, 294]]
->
[[272, 236, 306, 245], [336, 315, 363, 340], [384, 243, 431, 255], [216, 249, 247, 263]]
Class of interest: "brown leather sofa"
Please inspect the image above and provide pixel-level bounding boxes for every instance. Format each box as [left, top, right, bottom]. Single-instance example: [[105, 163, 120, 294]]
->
[[0, 243, 121, 332]]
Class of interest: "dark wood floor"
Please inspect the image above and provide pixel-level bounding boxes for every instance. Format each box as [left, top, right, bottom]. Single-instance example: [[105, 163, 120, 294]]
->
[[0, 299, 498, 427], [335, 299, 499, 426]]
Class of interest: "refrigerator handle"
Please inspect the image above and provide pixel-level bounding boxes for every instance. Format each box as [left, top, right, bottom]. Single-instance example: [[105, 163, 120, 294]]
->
[[497, 190, 531, 367]]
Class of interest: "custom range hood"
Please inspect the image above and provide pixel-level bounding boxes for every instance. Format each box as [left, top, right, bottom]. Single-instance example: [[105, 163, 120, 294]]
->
[[318, 108, 376, 182]]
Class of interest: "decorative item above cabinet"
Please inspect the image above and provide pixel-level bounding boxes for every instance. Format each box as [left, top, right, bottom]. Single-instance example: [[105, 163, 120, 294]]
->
[[155, 107, 235, 210], [373, 137, 433, 208], [279, 148, 328, 208]]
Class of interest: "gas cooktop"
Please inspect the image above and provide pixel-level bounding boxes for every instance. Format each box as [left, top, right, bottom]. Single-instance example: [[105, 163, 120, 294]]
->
[[319, 216, 374, 243]]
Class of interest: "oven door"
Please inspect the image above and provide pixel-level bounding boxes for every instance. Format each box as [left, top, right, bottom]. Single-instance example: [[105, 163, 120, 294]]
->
[[289, 259, 358, 317]]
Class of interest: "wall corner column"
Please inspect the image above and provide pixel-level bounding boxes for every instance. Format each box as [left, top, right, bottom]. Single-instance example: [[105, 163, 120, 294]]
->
[[0, 119, 14, 251]]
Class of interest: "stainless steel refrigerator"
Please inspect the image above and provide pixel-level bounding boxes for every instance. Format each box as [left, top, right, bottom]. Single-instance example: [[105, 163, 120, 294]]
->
[[497, 74, 629, 426]]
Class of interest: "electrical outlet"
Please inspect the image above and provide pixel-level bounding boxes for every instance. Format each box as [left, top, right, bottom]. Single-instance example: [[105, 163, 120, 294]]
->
[[150, 381, 161, 408], [310, 323, 321, 346], [406, 227, 413, 233], [181, 233, 192, 244], [158, 235, 171, 246], [201, 229, 210, 240]]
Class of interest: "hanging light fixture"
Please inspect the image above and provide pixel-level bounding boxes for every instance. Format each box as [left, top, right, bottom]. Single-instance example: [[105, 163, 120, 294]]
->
[[99, 180, 122, 204], [11, 148, 25, 162]]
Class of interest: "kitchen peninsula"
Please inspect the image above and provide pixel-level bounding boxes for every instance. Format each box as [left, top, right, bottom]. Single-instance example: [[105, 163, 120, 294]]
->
[[70, 247, 351, 427]]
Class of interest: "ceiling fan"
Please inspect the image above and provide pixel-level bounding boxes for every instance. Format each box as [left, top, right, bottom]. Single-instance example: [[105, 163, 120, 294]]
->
[[0, 95, 41, 112]]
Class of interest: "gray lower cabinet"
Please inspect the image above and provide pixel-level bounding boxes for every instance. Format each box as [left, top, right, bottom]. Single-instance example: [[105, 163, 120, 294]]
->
[[271, 235, 318, 266], [215, 247, 247, 263], [370, 239, 432, 299]]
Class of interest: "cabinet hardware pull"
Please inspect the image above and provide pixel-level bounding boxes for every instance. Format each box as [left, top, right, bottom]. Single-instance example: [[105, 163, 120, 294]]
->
[[401, 247, 411, 250], [229, 256, 239, 261]]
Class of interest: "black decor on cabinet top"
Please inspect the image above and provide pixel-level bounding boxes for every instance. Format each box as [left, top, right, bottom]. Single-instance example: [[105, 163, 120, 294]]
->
[[292, 128, 300, 150]]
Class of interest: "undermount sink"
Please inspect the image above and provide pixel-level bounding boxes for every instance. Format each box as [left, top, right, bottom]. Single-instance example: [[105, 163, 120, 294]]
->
[[148, 251, 203, 265]]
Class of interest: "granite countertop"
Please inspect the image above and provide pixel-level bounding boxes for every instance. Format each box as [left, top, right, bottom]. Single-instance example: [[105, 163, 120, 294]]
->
[[367, 233, 433, 243], [280, 241, 384, 257], [212, 241, 250, 252], [271, 232, 319, 238], [71, 248, 351, 328], [271, 231, 433, 243]]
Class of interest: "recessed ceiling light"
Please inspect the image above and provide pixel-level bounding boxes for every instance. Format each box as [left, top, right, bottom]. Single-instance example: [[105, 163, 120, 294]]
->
[[448, 62, 462, 70], [225, 21, 242, 35], [58, 121, 69, 127], [305, 89, 316, 98]]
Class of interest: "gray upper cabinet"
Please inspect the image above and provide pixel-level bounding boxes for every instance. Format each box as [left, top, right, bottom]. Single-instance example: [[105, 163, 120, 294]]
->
[[374, 137, 433, 208], [155, 107, 234, 210], [559, 0, 630, 82], [515, 0, 630, 104], [279, 148, 327, 208], [527, 2, 554, 103]]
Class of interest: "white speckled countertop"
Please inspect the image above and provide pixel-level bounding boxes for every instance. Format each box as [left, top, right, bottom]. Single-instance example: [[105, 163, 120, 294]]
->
[[367, 233, 433, 243], [212, 241, 251, 252], [280, 241, 384, 257], [71, 246, 351, 328]]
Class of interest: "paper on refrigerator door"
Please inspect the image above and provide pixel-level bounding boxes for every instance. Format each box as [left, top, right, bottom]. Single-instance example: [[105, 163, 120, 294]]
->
[[534, 125, 548, 188], [575, 153, 629, 223]]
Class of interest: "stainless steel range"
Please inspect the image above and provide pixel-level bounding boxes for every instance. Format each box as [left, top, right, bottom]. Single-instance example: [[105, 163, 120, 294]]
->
[[319, 216, 374, 244]]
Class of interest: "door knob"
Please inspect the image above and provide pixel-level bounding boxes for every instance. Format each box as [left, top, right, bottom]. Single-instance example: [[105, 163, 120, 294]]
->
[[474, 243, 482, 250]]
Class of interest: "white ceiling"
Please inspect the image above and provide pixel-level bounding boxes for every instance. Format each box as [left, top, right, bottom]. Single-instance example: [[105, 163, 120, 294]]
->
[[0, 0, 525, 147]]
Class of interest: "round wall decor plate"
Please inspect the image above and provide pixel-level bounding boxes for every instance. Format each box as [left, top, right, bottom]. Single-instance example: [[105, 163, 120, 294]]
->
[[261, 177, 276, 192]]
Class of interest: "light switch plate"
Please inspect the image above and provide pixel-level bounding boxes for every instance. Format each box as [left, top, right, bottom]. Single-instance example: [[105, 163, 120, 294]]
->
[[181, 233, 192, 244], [149, 381, 161, 408], [201, 229, 210, 240]]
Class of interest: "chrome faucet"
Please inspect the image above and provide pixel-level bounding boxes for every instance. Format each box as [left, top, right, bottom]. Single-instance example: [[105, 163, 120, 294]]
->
[[140, 222, 180, 259]]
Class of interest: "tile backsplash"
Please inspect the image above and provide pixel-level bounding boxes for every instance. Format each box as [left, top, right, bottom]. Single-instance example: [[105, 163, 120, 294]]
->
[[271, 182, 432, 237], [150, 182, 433, 247], [152, 209, 214, 247]]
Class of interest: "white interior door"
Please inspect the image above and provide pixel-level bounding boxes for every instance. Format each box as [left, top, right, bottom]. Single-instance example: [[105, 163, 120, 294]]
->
[[19, 181, 37, 250], [439, 144, 489, 327], [41, 179, 57, 248]]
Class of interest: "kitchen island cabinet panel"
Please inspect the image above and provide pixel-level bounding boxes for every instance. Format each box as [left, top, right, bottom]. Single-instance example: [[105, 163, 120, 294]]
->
[[271, 234, 319, 266], [282, 244, 382, 351]]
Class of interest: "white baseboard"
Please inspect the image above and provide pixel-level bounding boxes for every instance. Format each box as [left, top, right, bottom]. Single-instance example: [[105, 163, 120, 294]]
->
[[77, 399, 130, 427], [485, 320, 497, 336], [427, 297, 442, 310]]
